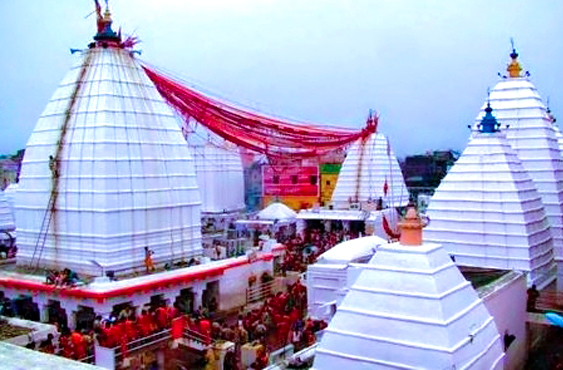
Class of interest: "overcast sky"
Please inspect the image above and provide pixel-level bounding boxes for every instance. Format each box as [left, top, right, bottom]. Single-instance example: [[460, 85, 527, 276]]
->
[[0, 0, 561, 158]]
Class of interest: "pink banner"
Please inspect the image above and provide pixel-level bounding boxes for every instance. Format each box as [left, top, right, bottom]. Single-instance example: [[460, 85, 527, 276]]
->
[[263, 166, 319, 196]]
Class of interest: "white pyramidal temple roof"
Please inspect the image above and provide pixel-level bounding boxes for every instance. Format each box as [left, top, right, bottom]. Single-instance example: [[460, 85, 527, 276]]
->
[[475, 49, 563, 278], [424, 106, 555, 288], [0, 191, 15, 232], [313, 208, 504, 369], [257, 202, 297, 220], [15, 11, 202, 275], [187, 138, 245, 214], [331, 131, 409, 209]]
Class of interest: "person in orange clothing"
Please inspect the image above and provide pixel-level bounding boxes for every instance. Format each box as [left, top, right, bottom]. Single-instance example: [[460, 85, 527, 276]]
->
[[108, 321, 123, 348], [155, 304, 168, 330], [123, 316, 138, 342], [138, 310, 152, 337], [167, 303, 179, 324], [59, 332, 74, 358], [277, 318, 290, 347], [255, 347, 269, 370], [144, 247, 155, 273], [170, 315, 187, 349], [199, 317, 212, 345], [70, 330, 86, 360]]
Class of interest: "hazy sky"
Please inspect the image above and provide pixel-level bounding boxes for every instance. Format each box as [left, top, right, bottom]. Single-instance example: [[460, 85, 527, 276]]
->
[[0, 0, 561, 158]]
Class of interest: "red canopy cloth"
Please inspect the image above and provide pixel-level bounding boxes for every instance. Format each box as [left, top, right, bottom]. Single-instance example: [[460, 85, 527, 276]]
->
[[142, 66, 377, 159]]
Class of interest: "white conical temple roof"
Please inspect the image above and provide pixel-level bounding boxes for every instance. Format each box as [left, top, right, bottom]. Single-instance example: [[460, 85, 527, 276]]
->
[[257, 202, 297, 220], [0, 191, 15, 232], [331, 132, 408, 209], [424, 124, 555, 288], [16, 45, 202, 275], [477, 52, 563, 280], [187, 139, 245, 214], [313, 240, 504, 369]]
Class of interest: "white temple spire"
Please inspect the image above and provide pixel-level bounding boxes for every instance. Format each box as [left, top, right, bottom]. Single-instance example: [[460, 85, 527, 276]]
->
[[425, 104, 556, 288], [313, 206, 504, 369], [331, 115, 408, 209], [15, 6, 202, 275]]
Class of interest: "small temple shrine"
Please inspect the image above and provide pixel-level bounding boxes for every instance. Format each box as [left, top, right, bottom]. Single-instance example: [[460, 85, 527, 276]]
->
[[331, 113, 409, 210], [312, 206, 505, 369]]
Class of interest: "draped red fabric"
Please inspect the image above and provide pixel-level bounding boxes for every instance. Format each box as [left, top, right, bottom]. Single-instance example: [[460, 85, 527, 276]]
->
[[382, 215, 400, 239], [142, 66, 377, 159]]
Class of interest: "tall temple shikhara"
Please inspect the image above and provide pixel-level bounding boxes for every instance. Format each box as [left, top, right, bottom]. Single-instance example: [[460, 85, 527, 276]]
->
[[15, 3, 203, 276], [424, 102, 556, 288], [425, 45, 562, 288]]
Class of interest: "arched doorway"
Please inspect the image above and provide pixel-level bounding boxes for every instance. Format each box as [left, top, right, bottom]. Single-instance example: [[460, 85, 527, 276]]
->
[[174, 288, 194, 315]]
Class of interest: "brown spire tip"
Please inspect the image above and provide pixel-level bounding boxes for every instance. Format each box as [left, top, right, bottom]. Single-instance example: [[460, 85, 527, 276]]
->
[[399, 205, 427, 246]]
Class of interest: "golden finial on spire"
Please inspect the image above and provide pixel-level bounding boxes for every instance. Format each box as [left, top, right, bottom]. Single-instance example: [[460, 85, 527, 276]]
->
[[103, 0, 112, 22], [507, 38, 522, 78]]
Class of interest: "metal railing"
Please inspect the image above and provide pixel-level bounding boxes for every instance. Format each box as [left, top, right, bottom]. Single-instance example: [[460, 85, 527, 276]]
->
[[183, 327, 210, 345], [112, 329, 172, 359], [77, 354, 95, 364], [246, 280, 275, 304], [97, 325, 211, 366]]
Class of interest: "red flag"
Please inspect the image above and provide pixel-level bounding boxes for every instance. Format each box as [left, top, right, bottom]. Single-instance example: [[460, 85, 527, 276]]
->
[[383, 178, 389, 196], [94, 0, 104, 33]]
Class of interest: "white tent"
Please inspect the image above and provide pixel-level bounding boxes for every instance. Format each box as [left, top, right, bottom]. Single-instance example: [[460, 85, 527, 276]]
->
[[257, 202, 297, 221]]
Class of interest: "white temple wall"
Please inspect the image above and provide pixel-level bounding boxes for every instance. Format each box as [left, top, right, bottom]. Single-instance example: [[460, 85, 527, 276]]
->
[[189, 143, 246, 214], [0, 191, 15, 232], [218, 257, 274, 310], [480, 271, 527, 370], [306, 264, 348, 318], [0, 255, 277, 329]]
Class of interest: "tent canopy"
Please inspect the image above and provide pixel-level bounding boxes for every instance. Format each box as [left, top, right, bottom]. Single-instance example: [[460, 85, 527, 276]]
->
[[257, 202, 297, 221]]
